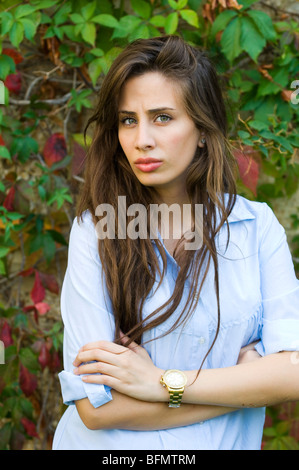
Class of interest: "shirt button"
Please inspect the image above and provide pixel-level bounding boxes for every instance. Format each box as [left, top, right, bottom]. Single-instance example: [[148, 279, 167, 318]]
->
[[198, 336, 205, 345]]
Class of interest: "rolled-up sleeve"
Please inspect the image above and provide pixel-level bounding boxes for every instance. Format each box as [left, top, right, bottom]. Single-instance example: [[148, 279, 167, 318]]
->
[[58, 210, 115, 408], [255, 203, 299, 356]]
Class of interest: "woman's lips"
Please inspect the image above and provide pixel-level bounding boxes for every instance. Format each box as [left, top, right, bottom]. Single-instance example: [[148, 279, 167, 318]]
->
[[135, 161, 163, 172], [134, 158, 163, 173]]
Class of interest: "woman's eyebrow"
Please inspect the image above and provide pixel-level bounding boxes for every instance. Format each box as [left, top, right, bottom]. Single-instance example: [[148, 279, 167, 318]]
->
[[118, 107, 176, 115]]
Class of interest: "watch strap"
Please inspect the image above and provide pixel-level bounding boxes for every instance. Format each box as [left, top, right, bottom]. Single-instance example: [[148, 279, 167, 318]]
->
[[168, 387, 185, 408]]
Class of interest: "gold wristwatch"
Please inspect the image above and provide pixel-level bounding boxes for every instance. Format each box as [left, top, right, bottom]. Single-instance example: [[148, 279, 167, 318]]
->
[[160, 369, 187, 408]]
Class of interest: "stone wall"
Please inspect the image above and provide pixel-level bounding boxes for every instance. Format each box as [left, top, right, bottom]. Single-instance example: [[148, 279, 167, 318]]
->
[[260, 0, 299, 15]]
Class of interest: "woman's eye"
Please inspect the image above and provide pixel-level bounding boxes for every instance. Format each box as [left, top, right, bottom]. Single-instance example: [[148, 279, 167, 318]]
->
[[121, 117, 136, 126], [156, 114, 171, 123]]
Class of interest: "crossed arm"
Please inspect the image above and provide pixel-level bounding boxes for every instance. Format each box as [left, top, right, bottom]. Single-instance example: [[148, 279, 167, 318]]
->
[[73, 338, 299, 431]]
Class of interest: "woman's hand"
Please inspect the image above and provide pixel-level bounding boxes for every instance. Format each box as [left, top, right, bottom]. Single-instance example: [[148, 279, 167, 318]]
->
[[73, 337, 167, 403]]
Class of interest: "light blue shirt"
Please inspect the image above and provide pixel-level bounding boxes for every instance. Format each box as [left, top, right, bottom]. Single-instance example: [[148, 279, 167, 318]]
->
[[52, 195, 299, 450]]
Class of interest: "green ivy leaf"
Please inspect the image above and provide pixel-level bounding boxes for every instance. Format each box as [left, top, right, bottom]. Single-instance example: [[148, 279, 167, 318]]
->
[[30, 0, 59, 8], [22, 18, 38, 42], [129, 23, 150, 41], [0, 145, 11, 160], [211, 10, 238, 37], [149, 15, 166, 27], [111, 15, 142, 39], [239, 0, 259, 9], [81, 1, 97, 21], [10, 136, 38, 163], [0, 247, 9, 258], [240, 16, 266, 62], [68, 89, 93, 112], [47, 187, 73, 209], [19, 348, 39, 373], [46, 229, 67, 246], [180, 9, 199, 28], [247, 10, 277, 41], [0, 55, 15, 80], [0, 12, 14, 36], [70, 13, 83, 24], [165, 12, 179, 35], [53, 2, 72, 25], [14, 4, 37, 19], [42, 232, 57, 263], [168, 0, 188, 10], [88, 57, 104, 85], [92, 14, 119, 28], [220, 16, 242, 62], [257, 68, 289, 98], [74, 23, 83, 37], [248, 120, 269, 131], [60, 25, 77, 42], [130, 0, 151, 20], [10, 21, 24, 48], [81, 22, 96, 45]]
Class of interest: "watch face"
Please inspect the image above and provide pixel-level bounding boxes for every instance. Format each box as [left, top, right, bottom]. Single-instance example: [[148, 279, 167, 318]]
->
[[164, 370, 187, 389]]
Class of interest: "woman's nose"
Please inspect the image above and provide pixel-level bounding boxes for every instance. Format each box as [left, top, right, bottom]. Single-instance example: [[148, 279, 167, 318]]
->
[[135, 122, 156, 151]]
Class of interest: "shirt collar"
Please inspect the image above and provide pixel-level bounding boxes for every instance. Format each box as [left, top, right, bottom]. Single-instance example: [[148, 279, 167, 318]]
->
[[225, 194, 256, 223]]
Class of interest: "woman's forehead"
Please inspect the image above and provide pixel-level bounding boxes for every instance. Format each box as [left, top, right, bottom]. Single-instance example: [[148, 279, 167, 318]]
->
[[118, 72, 184, 111]]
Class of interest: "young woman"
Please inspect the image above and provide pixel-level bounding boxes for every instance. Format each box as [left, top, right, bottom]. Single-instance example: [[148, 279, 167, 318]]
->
[[52, 36, 299, 450]]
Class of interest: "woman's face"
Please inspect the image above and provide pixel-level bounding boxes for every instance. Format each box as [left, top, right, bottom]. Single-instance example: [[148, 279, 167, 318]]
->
[[118, 72, 203, 202]]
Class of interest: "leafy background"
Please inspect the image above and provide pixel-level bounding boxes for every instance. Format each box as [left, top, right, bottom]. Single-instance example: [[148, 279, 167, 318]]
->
[[0, 0, 298, 450]]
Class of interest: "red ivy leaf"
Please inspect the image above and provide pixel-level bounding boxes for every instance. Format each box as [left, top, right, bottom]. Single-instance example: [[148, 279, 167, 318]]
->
[[0, 320, 13, 347], [22, 305, 36, 312], [3, 186, 15, 211], [31, 270, 45, 304], [72, 141, 86, 176], [34, 302, 50, 315], [22, 304, 39, 323], [49, 350, 61, 373], [43, 133, 67, 167], [235, 147, 260, 196], [2, 48, 23, 65], [39, 272, 59, 295], [21, 417, 39, 438], [4, 71, 22, 94], [19, 364, 37, 397], [18, 267, 35, 277], [38, 342, 52, 370], [0, 135, 5, 146]]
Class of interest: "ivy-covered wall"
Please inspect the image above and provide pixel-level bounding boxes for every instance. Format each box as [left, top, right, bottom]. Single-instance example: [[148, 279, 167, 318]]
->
[[0, 0, 298, 450]]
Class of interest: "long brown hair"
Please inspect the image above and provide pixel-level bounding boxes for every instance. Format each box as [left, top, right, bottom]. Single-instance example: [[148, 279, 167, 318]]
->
[[76, 36, 237, 368]]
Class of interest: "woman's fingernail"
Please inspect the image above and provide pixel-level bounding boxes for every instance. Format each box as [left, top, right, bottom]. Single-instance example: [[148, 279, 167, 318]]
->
[[73, 367, 79, 374]]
